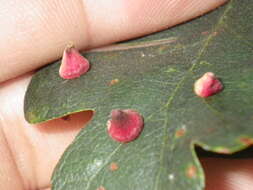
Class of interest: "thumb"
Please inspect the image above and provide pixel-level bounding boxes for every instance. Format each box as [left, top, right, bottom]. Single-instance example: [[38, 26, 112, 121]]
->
[[0, 0, 227, 82]]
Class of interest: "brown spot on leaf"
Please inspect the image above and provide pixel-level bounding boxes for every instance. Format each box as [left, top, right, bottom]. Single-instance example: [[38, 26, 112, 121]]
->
[[206, 127, 216, 133], [240, 137, 253, 145], [97, 186, 106, 190], [212, 31, 218, 36], [109, 79, 119, 86], [61, 115, 71, 121], [175, 128, 186, 138], [109, 162, 119, 171], [186, 165, 197, 178], [201, 31, 209, 35]]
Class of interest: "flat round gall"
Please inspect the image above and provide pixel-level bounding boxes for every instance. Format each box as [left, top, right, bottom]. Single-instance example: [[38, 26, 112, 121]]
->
[[107, 109, 144, 143]]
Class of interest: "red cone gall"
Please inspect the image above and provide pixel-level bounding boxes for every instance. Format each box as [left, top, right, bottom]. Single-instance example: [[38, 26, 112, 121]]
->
[[194, 72, 223, 98], [59, 44, 90, 79], [107, 109, 144, 143]]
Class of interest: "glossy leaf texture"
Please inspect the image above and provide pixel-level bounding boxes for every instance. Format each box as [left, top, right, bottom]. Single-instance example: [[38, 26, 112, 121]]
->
[[24, 0, 253, 190]]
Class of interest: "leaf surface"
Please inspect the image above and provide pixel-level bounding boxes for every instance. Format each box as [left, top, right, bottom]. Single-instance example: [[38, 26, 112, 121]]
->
[[24, 1, 253, 189]]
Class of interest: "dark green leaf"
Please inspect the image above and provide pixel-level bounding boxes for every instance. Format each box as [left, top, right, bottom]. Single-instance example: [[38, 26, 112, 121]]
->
[[24, 0, 253, 189]]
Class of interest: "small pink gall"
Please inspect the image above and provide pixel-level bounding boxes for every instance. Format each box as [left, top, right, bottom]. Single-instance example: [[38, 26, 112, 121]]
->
[[194, 72, 223, 98], [107, 109, 144, 143], [59, 44, 90, 79]]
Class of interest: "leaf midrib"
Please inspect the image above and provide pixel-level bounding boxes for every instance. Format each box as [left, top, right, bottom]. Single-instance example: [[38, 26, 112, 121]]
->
[[153, 2, 233, 189]]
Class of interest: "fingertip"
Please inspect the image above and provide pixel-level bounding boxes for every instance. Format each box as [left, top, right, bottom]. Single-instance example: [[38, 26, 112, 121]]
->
[[201, 158, 253, 190], [86, 0, 228, 46], [0, 0, 89, 82]]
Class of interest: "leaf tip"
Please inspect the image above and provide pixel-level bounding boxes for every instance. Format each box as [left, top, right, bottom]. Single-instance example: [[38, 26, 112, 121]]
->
[[25, 111, 40, 124]]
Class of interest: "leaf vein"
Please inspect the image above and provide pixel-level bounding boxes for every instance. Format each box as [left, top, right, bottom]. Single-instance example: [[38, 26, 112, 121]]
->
[[153, 2, 234, 189], [85, 144, 122, 190]]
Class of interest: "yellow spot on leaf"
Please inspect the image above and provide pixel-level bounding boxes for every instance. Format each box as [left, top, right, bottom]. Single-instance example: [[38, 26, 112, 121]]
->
[[165, 68, 177, 73], [26, 111, 38, 123], [214, 147, 231, 154]]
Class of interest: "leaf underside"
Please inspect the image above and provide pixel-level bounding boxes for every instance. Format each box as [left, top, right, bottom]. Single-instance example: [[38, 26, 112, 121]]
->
[[24, 0, 253, 190]]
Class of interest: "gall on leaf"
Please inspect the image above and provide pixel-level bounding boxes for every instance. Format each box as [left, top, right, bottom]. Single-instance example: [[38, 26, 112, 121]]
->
[[107, 109, 144, 143], [194, 72, 223, 98], [59, 44, 90, 79]]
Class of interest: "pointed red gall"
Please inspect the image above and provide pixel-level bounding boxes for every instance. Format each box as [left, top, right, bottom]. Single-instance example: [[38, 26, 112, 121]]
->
[[59, 44, 90, 79], [107, 109, 144, 143], [194, 72, 223, 98]]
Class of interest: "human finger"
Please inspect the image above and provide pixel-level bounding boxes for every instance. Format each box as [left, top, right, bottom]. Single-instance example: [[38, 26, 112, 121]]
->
[[201, 157, 253, 190], [0, 0, 227, 82], [0, 74, 92, 189]]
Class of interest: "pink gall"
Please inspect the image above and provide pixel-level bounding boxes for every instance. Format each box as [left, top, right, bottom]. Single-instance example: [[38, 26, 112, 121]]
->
[[107, 109, 144, 143], [194, 72, 223, 98], [59, 45, 90, 79]]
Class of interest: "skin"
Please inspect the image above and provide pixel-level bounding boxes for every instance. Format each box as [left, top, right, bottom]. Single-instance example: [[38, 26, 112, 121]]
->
[[0, 0, 252, 189]]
